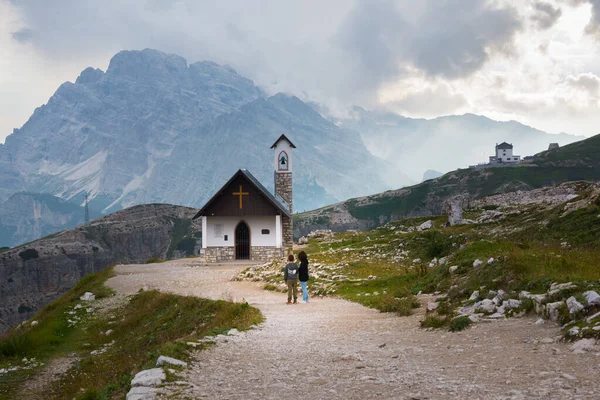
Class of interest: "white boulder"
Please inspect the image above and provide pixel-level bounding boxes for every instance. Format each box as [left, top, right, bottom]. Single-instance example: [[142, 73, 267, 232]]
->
[[417, 220, 433, 231], [468, 291, 480, 301], [477, 299, 496, 313], [583, 291, 600, 305], [156, 356, 187, 368], [571, 338, 597, 354], [566, 296, 584, 314], [80, 292, 95, 301], [503, 299, 522, 309], [546, 301, 564, 322], [131, 368, 166, 387], [127, 387, 158, 400]]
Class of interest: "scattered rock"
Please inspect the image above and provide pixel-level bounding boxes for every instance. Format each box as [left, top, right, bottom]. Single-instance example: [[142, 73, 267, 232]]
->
[[566, 296, 584, 314], [534, 318, 545, 325], [473, 259, 483, 268], [30, 321, 38, 327], [503, 299, 522, 309], [583, 291, 600, 305], [547, 282, 577, 296], [227, 328, 240, 336], [127, 386, 158, 400], [80, 292, 95, 301], [540, 337, 554, 344], [427, 302, 439, 311], [586, 311, 600, 323], [156, 356, 188, 368], [546, 301, 564, 322], [477, 299, 496, 313], [571, 339, 597, 354], [416, 220, 433, 231], [131, 368, 166, 387], [448, 265, 459, 274], [469, 291, 480, 301]]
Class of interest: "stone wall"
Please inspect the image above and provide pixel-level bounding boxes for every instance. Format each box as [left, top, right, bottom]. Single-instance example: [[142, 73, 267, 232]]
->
[[275, 171, 293, 252], [200, 246, 284, 263]]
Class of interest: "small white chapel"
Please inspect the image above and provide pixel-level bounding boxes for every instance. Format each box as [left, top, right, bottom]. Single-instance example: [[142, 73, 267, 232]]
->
[[192, 135, 295, 262]]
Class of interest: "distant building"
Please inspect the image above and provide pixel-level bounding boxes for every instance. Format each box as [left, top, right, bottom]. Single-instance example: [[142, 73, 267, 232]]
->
[[488, 142, 521, 164], [548, 143, 559, 150]]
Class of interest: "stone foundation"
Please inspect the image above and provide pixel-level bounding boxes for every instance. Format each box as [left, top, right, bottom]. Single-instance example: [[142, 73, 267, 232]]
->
[[200, 246, 284, 263]]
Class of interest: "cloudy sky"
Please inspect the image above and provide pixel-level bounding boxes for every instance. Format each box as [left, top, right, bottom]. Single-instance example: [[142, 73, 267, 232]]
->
[[1, 0, 600, 143]]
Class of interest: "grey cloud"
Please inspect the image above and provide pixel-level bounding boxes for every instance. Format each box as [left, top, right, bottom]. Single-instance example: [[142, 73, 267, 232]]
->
[[560, 0, 600, 39], [11, 28, 33, 43], [335, 0, 522, 89], [531, 2, 562, 29], [565, 73, 600, 94], [585, 0, 600, 38]]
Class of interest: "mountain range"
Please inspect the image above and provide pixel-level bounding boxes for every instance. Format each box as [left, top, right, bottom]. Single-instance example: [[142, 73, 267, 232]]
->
[[0, 48, 584, 247], [294, 133, 600, 237]]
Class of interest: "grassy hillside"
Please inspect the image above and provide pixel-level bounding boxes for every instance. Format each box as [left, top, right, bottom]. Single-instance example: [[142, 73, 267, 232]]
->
[[250, 182, 600, 333], [0, 266, 262, 399], [294, 134, 600, 236]]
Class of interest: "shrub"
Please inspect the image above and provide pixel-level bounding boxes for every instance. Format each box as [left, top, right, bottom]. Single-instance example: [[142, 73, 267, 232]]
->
[[19, 248, 39, 261], [379, 294, 420, 316], [421, 316, 448, 329], [422, 231, 453, 259], [263, 284, 278, 291], [146, 257, 166, 264], [449, 316, 472, 332]]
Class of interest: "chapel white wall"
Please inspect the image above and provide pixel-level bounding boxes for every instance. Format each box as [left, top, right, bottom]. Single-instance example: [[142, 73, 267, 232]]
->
[[205, 216, 278, 247]]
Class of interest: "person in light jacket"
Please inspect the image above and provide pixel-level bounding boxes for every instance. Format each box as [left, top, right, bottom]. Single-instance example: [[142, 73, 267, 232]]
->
[[283, 254, 299, 304], [298, 251, 309, 303]]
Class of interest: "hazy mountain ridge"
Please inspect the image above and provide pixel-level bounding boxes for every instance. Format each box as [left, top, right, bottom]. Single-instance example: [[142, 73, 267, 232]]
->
[[341, 108, 584, 182], [0, 192, 100, 248]]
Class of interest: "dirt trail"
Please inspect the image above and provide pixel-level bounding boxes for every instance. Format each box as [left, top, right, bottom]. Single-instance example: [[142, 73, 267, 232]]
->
[[107, 260, 600, 400]]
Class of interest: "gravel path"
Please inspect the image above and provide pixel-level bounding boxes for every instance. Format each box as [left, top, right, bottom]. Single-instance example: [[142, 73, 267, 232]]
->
[[107, 260, 600, 400]]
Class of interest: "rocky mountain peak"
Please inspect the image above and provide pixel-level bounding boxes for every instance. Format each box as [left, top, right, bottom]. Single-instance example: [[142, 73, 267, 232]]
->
[[107, 48, 188, 80], [75, 67, 105, 85]]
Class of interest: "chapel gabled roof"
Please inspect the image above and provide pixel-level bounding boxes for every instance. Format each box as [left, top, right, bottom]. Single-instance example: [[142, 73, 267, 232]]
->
[[192, 169, 291, 219], [270, 134, 297, 149], [496, 142, 513, 150]]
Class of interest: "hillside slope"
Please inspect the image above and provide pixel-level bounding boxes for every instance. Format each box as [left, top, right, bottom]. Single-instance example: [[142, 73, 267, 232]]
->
[[294, 133, 600, 237], [0, 203, 200, 333]]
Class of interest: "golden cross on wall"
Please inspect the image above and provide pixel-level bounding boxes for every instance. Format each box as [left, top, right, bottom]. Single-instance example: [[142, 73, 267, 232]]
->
[[233, 185, 249, 209]]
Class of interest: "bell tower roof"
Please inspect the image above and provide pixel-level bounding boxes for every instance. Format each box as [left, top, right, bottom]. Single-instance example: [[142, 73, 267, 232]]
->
[[270, 134, 297, 149]]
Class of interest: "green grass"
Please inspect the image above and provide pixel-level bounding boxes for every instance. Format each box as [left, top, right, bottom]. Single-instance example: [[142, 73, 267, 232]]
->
[[50, 291, 262, 399], [449, 316, 472, 332], [0, 266, 263, 399], [421, 315, 449, 329]]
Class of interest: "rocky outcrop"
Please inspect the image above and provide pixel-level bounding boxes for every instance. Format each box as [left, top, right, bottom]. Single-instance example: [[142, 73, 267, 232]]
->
[[0, 204, 200, 333], [443, 195, 470, 226]]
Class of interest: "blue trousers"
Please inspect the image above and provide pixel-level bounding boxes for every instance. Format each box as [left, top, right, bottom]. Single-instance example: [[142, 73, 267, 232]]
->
[[300, 281, 309, 302]]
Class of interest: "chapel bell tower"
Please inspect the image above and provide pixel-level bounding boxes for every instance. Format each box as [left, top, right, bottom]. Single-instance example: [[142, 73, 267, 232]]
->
[[271, 134, 296, 255]]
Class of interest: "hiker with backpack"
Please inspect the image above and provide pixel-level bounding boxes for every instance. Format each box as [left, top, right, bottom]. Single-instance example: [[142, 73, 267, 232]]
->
[[283, 254, 299, 304]]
